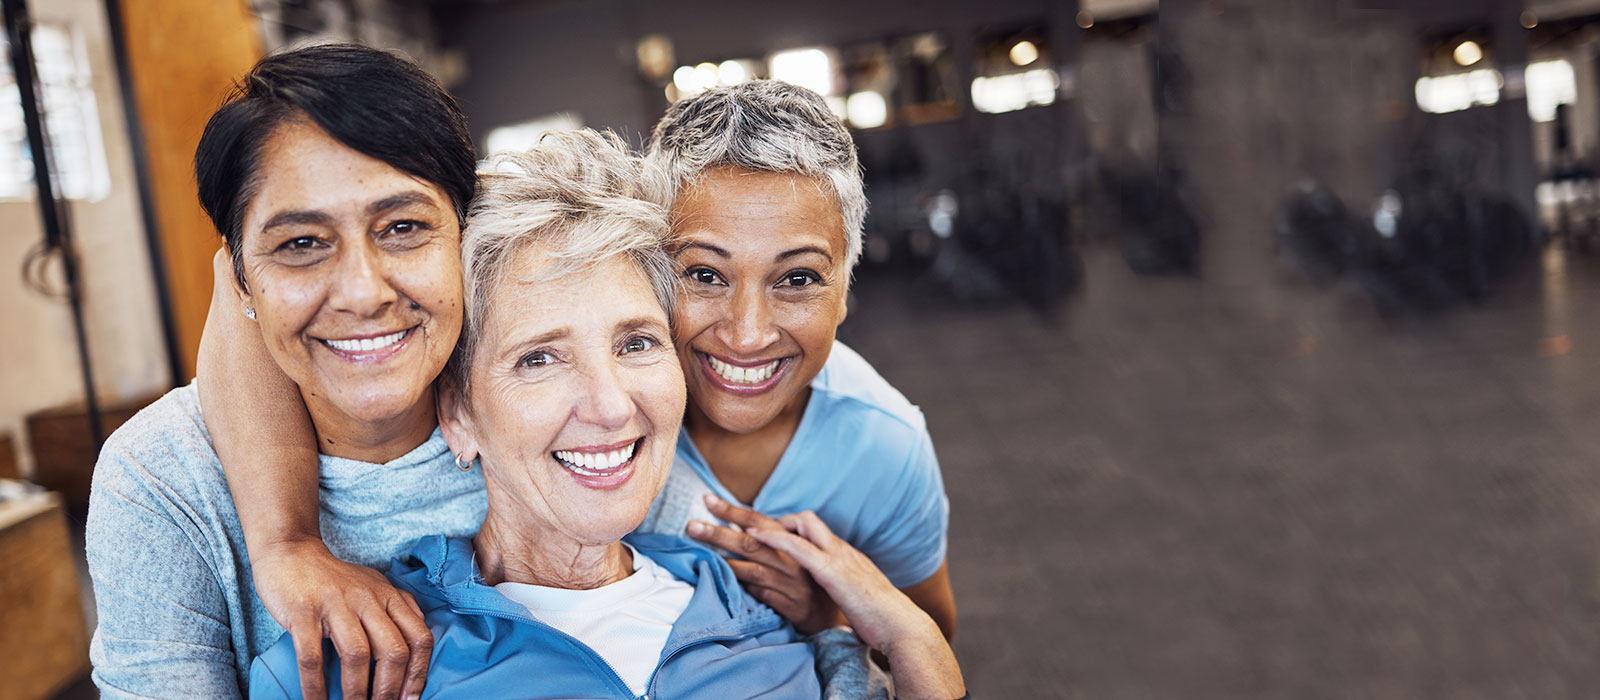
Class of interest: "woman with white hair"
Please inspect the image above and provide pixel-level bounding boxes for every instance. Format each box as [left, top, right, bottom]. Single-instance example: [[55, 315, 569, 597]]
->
[[247, 130, 964, 699]]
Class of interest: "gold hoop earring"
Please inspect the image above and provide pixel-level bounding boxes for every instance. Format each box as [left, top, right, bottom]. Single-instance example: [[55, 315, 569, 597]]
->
[[455, 453, 473, 472]]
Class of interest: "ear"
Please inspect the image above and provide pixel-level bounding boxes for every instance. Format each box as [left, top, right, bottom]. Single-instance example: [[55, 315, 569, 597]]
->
[[435, 374, 480, 462], [216, 244, 252, 308]]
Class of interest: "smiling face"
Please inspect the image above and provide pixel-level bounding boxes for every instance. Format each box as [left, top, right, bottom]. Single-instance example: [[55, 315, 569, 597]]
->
[[236, 119, 462, 445], [443, 247, 685, 546], [671, 166, 850, 435]]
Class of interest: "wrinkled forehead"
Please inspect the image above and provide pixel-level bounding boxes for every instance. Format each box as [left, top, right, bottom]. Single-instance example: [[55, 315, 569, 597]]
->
[[474, 244, 668, 351], [669, 168, 847, 260]]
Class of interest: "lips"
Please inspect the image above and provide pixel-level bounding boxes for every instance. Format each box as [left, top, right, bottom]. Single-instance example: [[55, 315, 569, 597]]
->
[[706, 355, 781, 384], [697, 351, 789, 395], [552, 437, 642, 489], [316, 326, 416, 362]]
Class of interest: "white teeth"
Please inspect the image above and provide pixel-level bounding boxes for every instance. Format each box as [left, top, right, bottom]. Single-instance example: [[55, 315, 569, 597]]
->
[[707, 356, 780, 384], [554, 441, 638, 475], [325, 329, 407, 352]]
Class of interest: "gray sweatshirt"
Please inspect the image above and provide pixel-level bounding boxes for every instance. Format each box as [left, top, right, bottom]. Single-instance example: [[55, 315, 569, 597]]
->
[[85, 382, 488, 698]]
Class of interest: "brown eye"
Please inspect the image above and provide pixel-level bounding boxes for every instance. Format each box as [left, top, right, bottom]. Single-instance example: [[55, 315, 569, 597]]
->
[[778, 270, 821, 288], [621, 336, 658, 354], [279, 236, 322, 252], [685, 267, 725, 285], [518, 351, 554, 368]]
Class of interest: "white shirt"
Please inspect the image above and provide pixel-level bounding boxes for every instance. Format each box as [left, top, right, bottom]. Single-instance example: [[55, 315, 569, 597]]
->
[[494, 544, 695, 696]]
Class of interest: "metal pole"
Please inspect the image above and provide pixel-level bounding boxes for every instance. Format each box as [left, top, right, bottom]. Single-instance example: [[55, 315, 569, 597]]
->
[[101, 0, 184, 389], [3, 0, 105, 451]]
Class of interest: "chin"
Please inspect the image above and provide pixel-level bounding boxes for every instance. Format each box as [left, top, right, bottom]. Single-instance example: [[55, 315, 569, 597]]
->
[[582, 506, 653, 545], [695, 394, 788, 434], [331, 384, 430, 424]]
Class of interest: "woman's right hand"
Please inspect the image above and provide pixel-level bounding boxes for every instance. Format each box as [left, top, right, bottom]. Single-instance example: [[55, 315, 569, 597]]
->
[[749, 511, 966, 700], [251, 539, 434, 700]]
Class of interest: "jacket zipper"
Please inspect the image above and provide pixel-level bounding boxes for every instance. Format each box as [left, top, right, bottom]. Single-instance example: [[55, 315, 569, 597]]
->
[[643, 630, 754, 698]]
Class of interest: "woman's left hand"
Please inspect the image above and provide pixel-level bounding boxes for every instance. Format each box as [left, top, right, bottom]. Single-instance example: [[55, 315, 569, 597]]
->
[[747, 510, 966, 700], [687, 495, 844, 634]]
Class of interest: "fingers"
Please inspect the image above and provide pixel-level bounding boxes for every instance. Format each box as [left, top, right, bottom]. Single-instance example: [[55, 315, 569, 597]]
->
[[725, 557, 800, 592], [748, 522, 830, 573], [743, 580, 804, 616], [391, 593, 434, 700], [687, 519, 802, 576], [361, 611, 411, 700], [703, 494, 783, 531], [781, 510, 844, 550], [686, 519, 764, 557], [327, 609, 372, 700], [289, 613, 327, 700]]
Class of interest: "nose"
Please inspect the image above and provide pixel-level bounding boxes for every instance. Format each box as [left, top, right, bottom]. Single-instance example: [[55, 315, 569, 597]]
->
[[327, 239, 398, 316], [576, 359, 634, 431], [715, 283, 780, 355]]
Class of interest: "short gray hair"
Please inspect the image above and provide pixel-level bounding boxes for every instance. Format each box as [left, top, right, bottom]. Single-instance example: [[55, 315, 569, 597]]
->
[[647, 80, 866, 268], [447, 129, 678, 395]]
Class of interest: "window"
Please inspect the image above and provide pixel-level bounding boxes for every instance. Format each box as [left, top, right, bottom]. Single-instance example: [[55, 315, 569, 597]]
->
[[1525, 58, 1575, 123], [0, 23, 110, 201], [972, 26, 1059, 114]]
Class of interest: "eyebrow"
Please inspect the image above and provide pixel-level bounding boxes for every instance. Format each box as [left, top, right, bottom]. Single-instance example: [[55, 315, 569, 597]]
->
[[260, 209, 334, 231], [675, 240, 833, 264], [367, 191, 440, 217], [258, 191, 440, 232], [776, 245, 832, 263], [616, 315, 670, 335], [515, 328, 571, 350], [674, 240, 730, 257]]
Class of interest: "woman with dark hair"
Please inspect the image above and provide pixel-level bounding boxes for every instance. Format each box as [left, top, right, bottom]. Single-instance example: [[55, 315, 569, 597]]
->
[[85, 43, 483, 699]]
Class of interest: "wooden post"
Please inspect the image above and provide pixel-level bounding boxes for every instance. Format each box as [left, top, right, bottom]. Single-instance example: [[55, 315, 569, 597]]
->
[[107, 0, 262, 380]]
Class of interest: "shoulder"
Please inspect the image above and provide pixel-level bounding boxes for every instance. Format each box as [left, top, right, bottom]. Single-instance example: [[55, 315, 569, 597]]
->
[[92, 382, 226, 504], [805, 341, 931, 458], [811, 341, 927, 433]]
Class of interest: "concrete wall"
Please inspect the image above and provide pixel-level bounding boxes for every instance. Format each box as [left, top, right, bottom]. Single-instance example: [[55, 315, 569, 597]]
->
[[0, 0, 170, 476]]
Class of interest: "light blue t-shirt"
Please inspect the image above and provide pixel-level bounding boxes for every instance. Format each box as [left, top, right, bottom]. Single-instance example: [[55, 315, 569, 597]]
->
[[85, 382, 488, 699], [640, 341, 949, 588]]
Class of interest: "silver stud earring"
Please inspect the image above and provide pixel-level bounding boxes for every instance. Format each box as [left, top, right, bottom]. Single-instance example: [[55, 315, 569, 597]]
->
[[244, 306, 256, 320], [454, 453, 474, 472]]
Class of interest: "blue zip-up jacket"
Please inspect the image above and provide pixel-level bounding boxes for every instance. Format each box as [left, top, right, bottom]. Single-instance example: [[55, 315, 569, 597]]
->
[[249, 533, 822, 699]]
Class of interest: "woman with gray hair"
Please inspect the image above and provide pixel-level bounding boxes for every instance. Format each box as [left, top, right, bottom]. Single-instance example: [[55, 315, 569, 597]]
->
[[638, 80, 958, 642], [247, 129, 965, 699]]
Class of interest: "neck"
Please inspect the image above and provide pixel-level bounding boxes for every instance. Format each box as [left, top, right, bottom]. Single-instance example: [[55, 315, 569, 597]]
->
[[473, 511, 633, 589], [682, 388, 810, 504], [304, 389, 438, 463]]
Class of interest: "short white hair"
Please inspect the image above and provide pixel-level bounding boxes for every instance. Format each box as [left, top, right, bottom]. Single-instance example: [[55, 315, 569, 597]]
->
[[647, 80, 866, 269], [447, 128, 677, 394]]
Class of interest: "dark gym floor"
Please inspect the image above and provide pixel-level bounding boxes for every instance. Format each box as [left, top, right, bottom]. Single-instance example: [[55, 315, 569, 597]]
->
[[839, 242, 1600, 699]]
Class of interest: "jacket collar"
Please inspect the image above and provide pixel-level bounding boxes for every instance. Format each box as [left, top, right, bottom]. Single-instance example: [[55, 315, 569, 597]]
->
[[390, 533, 787, 643]]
